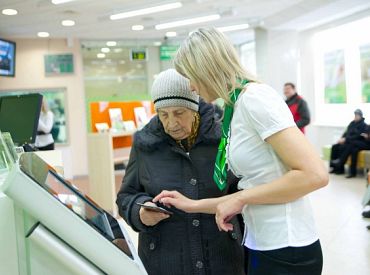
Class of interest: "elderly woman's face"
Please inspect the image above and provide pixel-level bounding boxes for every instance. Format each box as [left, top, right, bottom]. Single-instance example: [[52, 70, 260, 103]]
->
[[158, 107, 195, 140]]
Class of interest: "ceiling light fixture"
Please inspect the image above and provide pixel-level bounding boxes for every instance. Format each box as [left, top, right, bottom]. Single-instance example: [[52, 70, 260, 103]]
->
[[153, 41, 162, 46], [97, 53, 106, 58], [37, 32, 50, 38], [110, 2, 182, 20], [2, 9, 18, 15], [165, 31, 177, 37], [132, 25, 144, 31], [61, 20, 75, 26], [51, 0, 76, 5], [217, 23, 249, 32], [101, 47, 110, 53], [155, 14, 220, 30], [106, 41, 117, 47]]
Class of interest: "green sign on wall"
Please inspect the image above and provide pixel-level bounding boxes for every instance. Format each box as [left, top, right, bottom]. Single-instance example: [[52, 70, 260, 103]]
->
[[130, 49, 147, 61], [160, 45, 179, 60], [44, 54, 74, 75]]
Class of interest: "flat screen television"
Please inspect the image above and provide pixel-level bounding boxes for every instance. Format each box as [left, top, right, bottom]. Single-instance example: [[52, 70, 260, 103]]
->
[[0, 38, 16, 77], [0, 94, 43, 146]]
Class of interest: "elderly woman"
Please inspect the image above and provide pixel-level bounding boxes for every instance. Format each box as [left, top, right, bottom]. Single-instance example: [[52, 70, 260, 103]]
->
[[116, 69, 245, 275]]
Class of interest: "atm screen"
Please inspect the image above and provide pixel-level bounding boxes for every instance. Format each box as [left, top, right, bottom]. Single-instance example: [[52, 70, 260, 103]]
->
[[44, 170, 115, 239], [19, 153, 133, 259]]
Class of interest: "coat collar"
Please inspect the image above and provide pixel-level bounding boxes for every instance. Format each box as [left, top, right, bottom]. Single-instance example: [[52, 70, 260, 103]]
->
[[134, 99, 221, 152]]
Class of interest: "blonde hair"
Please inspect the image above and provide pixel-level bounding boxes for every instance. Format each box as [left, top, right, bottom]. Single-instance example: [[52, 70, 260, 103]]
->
[[174, 27, 259, 105]]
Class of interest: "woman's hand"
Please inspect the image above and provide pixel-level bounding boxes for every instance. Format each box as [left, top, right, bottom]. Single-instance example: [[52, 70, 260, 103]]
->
[[215, 194, 245, 232], [139, 202, 170, 226], [153, 190, 196, 213]]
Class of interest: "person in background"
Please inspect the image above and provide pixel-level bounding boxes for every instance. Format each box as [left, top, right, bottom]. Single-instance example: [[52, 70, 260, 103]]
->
[[116, 69, 245, 275], [362, 171, 370, 230], [284, 82, 310, 133], [35, 99, 55, 150], [330, 109, 367, 175]]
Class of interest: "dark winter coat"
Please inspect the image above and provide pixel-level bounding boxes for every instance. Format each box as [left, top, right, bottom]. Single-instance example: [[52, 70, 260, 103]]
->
[[116, 100, 245, 275], [342, 118, 367, 142]]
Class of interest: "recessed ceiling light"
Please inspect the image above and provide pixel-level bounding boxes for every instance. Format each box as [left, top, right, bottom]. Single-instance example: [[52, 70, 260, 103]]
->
[[52, 0, 76, 4], [217, 24, 250, 32], [2, 9, 18, 16], [101, 47, 110, 53], [97, 53, 106, 58], [110, 2, 182, 20], [132, 25, 144, 31], [37, 32, 50, 38], [106, 41, 117, 47], [153, 41, 162, 46], [155, 14, 220, 30], [165, 31, 177, 37], [61, 20, 75, 26]]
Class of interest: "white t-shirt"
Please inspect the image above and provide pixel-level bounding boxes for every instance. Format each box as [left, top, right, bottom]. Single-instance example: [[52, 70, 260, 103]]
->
[[227, 83, 318, 251], [35, 111, 54, 148]]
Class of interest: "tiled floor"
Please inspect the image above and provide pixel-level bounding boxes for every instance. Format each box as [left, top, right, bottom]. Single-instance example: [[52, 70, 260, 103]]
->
[[310, 174, 370, 275], [72, 172, 370, 275]]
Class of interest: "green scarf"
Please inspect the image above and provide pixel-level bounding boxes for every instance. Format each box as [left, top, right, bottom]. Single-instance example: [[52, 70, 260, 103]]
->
[[213, 79, 248, 190]]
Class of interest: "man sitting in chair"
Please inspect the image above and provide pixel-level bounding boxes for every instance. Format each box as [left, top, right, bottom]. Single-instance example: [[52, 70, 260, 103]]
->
[[330, 109, 368, 177]]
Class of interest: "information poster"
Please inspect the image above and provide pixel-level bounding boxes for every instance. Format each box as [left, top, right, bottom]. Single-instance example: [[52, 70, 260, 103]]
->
[[160, 45, 179, 60], [44, 54, 74, 75], [360, 44, 370, 103], [324, 50, 347, 104]]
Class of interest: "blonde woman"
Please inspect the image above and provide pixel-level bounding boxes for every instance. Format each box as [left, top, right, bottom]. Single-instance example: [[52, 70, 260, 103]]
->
[[154, 28, 328, 275]]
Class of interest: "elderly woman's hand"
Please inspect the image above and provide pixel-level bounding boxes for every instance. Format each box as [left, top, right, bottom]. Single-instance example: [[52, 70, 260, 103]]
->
[[139, 202, 170, 226], [153, 190, 195, 213]]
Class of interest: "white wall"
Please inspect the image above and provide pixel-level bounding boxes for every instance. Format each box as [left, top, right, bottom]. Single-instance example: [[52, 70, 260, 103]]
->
[[254, 26, 351, 154], [0, 38, 87, 179]]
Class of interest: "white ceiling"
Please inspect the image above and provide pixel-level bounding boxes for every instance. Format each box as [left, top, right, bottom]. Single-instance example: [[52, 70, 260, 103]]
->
[[0, 0, 370, 44]]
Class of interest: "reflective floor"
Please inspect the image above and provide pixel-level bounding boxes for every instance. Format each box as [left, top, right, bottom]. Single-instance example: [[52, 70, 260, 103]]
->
[[73, 172, 370, 275], [311, 174, 370, 275]]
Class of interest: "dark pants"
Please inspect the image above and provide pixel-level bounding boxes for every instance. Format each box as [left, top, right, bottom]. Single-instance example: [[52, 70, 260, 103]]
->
[[331, 141, 370, 175], [37, 142, 55, 151], [330, 143, 347, 172], [248, 240, 323, 275], [348, 141, 370, 175]]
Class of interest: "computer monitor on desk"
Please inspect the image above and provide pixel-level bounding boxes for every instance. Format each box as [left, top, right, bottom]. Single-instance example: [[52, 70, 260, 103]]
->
[[0, 93, 42, 146]]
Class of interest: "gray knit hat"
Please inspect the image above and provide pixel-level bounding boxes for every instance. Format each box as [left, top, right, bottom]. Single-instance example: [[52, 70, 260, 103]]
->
[[354, 109, 363, 117], [151, 69, 199, 112]]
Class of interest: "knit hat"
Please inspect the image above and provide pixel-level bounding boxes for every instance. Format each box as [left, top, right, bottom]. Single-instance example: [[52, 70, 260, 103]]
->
[[151, 69, 199, 112], [354, 109, 363, 117]]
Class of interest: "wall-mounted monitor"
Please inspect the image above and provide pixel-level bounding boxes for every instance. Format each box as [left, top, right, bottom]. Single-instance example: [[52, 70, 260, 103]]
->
[[0, 38, 16, 77]]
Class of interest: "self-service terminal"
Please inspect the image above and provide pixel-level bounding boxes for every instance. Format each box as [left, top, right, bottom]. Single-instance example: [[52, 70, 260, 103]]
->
[[0, 152, 147, 275]]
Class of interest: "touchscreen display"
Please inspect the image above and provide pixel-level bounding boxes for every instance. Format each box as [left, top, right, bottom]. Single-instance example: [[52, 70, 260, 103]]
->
[[19, 153, 133, 259], [44, 170, 133, 258], [44, 170, 114, 239]]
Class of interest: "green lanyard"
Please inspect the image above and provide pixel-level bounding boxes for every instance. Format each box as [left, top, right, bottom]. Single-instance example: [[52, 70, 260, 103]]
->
[[213, 79, 248, 190]]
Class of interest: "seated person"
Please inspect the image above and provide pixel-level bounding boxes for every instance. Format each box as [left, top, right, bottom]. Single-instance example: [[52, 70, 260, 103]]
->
[[330, 109, 367, 175], [363, 171, 370, 230], [116, 69, 245, 275]]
